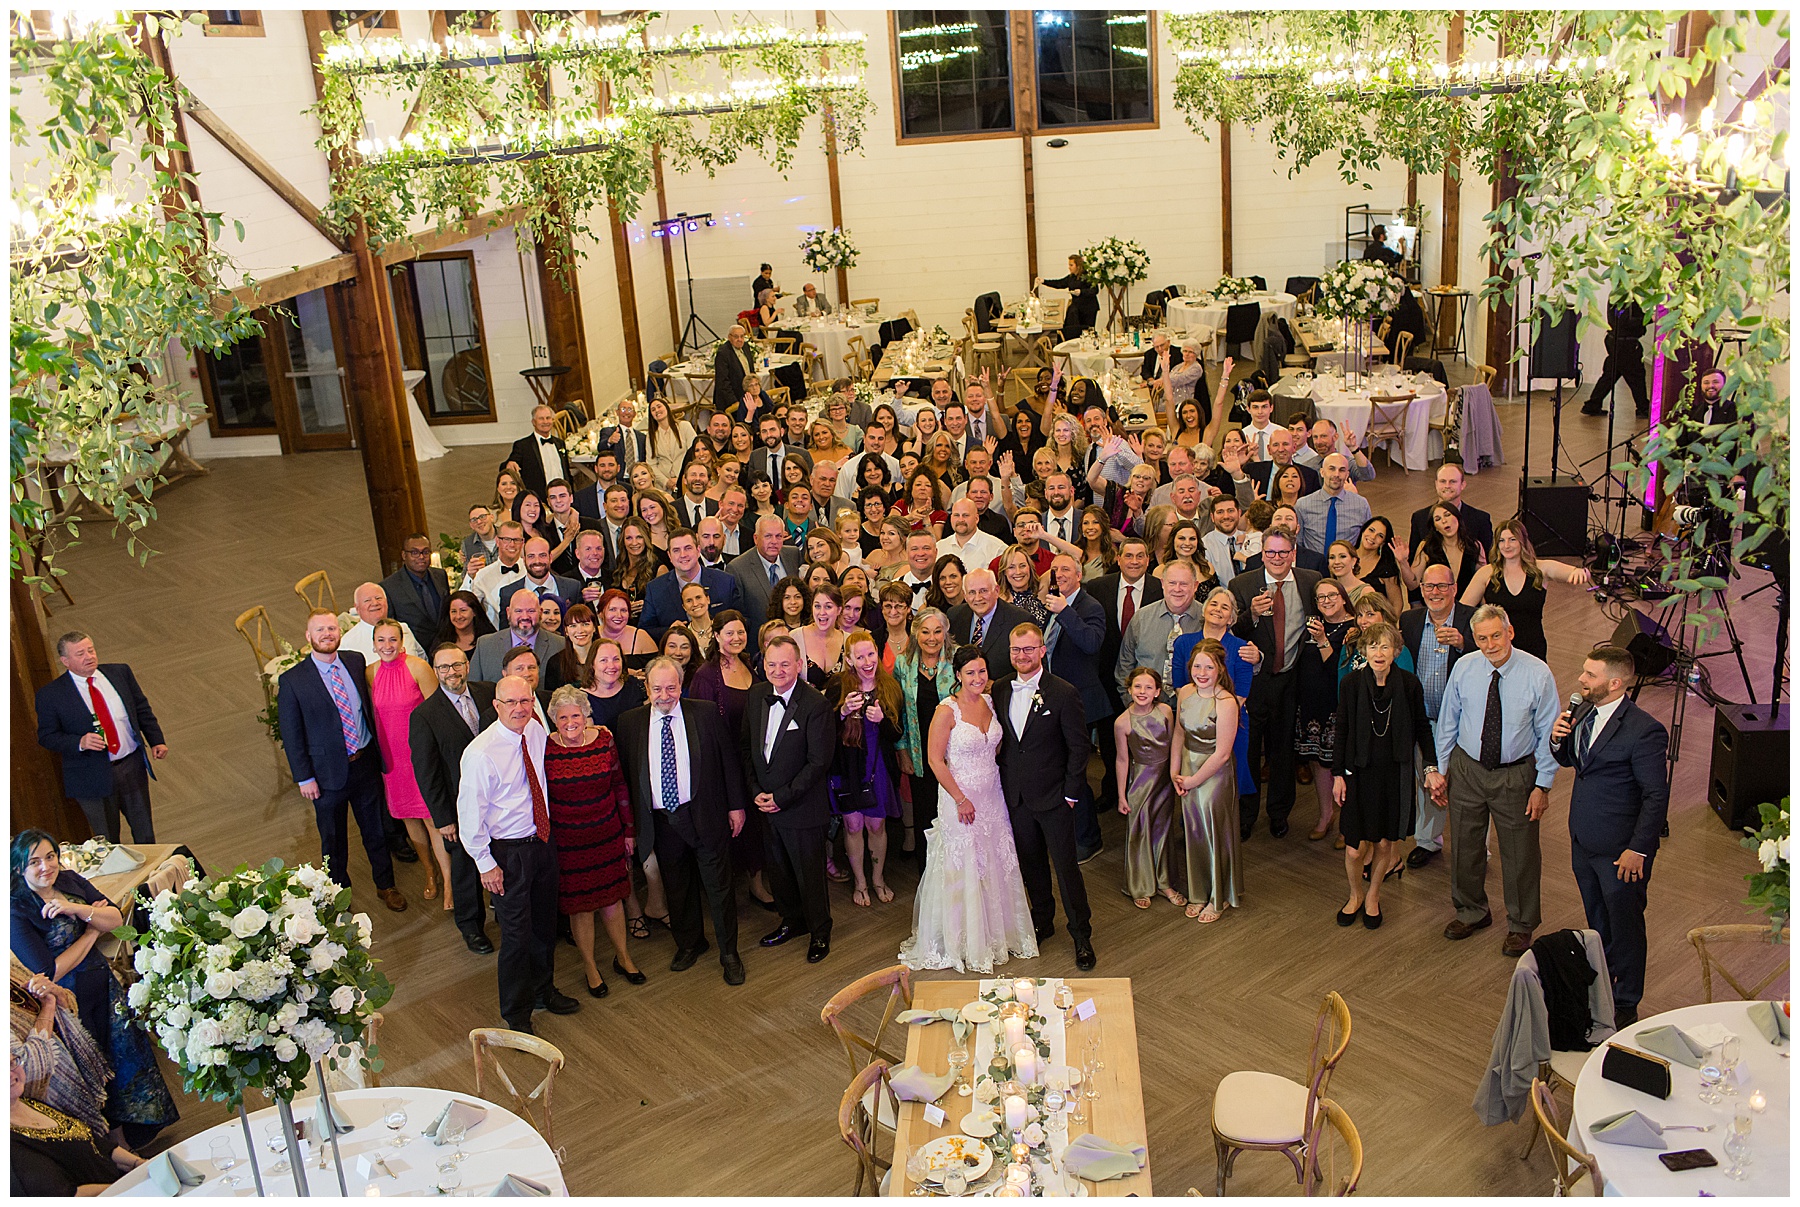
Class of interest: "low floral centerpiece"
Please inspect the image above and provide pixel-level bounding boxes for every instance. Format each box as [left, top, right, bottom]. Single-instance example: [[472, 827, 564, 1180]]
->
[[257, 645, 308, 742], [1077, 237, 1150, 328], [1313, 259, 1404, 387], [1212, 275, 1258, 300], [1742, 798, 1789, 935], [799, 226, 859, 273]]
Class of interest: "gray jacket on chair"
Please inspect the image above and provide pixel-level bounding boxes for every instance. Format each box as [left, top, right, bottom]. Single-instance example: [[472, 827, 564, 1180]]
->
[[1472, 929, 1616, 1125]]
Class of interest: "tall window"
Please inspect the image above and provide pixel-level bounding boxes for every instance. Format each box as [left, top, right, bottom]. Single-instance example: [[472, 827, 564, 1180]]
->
[[393, 254, 494, 422], [1033, 11, 1153, 129], [200, 334, 276, 432], [892, 11, 1014, 140]]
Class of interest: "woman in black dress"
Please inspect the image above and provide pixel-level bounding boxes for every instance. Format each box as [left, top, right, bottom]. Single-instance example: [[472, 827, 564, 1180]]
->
[[995, 408, 1045, 480], [583, 638, 648, 732], [10, 1051, 138, 1196], [1352, 515, 1409, 617], [925, 554, 966, 615], [1331, 622, 1436, 930], [1295, 580, 1358, 842], [1041, 253, 1099, 339], [1407, 501, 1486, 598], [689, 612, 772, 909], [1460, 519, 1591, 662]]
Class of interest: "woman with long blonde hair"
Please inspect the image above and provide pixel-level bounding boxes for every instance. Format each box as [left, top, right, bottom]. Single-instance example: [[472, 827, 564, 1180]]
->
[[1459, 518, 1590, 660]]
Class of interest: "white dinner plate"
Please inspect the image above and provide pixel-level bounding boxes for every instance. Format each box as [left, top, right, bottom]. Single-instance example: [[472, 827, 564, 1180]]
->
[[961, 1001, 998, 1025], [959, 1111, 1000, 1139], [915, 1134, 995, 1183]]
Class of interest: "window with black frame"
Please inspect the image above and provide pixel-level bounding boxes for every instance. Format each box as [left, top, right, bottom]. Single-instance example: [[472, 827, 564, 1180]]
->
[[394, 254, 494, 421], [200, 335, 277, 432], [1034, 10, 1153, 129], [893, 11, 1014, 139]]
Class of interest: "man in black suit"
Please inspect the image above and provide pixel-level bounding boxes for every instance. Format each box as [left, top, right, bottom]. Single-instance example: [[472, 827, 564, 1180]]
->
[[742, 636, 836, 962], [1407, 462, 1494, 554], [409, 644, 495, 953], [727, 515, 804, 636], [572, 451, 624, 522], [1551, 645, 1670, 1028], [1243, 505, 1330, 575], [1045, 556, 1110, 861], [1243, 429, 1321, 499], [1399, 565, 1477, 868], [672, 462, 719, 530], [36, 632, 167, 842], [1229, 532, 1322, 840], [745, 414, 812, 485], [1091, 538, 1161, 809], [615, 659, 748, 984], [381, 534, 452, 653], [493, 539, 580, 632], [993, 623, 1096, 970], [276, 610, 406, 910], [946, 570, 1030, 675], [504, 405, 571, 500], [541, 481, 598, 577], [714, 325, 755, 421], [1581, 301, 1649, 418]]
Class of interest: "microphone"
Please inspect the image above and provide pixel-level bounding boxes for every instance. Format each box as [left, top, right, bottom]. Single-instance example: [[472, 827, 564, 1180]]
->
[[1564, 691, 1584, 718]]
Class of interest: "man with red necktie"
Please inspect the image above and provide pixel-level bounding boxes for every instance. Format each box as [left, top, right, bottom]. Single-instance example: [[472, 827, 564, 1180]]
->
[[36, 631, 167, 843]]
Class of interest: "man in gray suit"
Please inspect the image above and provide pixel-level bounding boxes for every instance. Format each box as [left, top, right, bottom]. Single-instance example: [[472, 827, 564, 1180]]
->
[[727, 514, 803, 636], [469, 592, 566, 683]]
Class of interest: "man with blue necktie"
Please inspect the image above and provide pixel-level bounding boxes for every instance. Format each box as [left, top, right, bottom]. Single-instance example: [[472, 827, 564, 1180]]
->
[[276, 609, 408, 910], [1295, 454, 1372, 554]]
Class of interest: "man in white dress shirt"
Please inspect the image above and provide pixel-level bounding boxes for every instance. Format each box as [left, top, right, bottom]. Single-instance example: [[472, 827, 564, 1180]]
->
[[469, 522, 529, 621], [338, 582, 426, 662], [1241, 393, 1279, 461], [457, 675, 580, 1034], [937, 499, 1007, 571]]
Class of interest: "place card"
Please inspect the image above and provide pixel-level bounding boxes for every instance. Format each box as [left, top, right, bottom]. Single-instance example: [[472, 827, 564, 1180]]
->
[[1075, 999, 1097, 1022], [923, 1103, 947, 1127], [356, 1153, 395, 1180]]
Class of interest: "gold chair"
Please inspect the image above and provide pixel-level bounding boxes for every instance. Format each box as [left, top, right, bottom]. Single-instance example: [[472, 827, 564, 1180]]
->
[[800, 342, 825, 380], [765, 384, 792, 409], [1301, 1098, 1363, 1197], [294, 570, 338, 620], [850, 297, 880, 310], [963, 309, 978, 341], [1476, 364, 1498, 391], [1364, 397, 1412, 471], [820, 964, 914, 1078], [1002, 367, 1039, 417], [1212, 990, 1352, 1196], [768, 332, 800, 356], [646, 369, 673, 409], [235, 605, 281, 693], [1688, 923, 1790, 1002], [847, 334, 870, 364], [470, 1027, 565, 1155], [837, 1060, 898, 1196], [1393, 330, 1416, 367], [1529, 1077, 1602, 1196], [551, 409, 583, 442]]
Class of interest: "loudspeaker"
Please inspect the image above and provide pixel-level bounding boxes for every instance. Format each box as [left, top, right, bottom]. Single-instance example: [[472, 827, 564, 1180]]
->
[[1531, 311, 1579, 379], [1520, 477, 1590, 556], [1709, 705, 1789, 832], [1612, 609, 1676, 678]]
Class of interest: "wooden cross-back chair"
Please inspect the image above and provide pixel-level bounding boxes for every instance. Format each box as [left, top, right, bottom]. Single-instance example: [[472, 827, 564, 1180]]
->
[[850, 297, 880, 310], [470, 1027, 565, 1157], [293, 570, 339, 620], [1393, 330, 1416, 367], [234, 605, 281, 703], [1528, 1077, 1602, 1196], [1301, 1098, 1364, 1197], [1476, 364, 1498, 391], [800, 342, 825, 380], [1364, 397, 1412, 471], [1212, 990, 1353, 1196], [1688, 923, 1790, 1002], [765, 384, 792, 410], [551, 409, 583, 442], [843, 351, 872, 382], [820, 964, 914, 1079], [837, 1060, 898, 1197]]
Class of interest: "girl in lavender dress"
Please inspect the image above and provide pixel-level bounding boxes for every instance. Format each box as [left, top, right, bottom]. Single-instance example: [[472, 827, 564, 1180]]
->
[[831, 631, 904, 908]]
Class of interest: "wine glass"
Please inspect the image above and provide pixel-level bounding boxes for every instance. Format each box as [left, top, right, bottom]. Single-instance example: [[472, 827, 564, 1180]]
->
[[1053, 983, 1074, 1022], [445, 1117, 470, 1164], [1068, 1074, 1088, 1126], [1720, 1036, 1743, 1095], [436, 1156, 463, 1195], [210, 1136, 243, 1188], [261, 1121, 291, 1175], [947, 1043, 971, 1096], [1724, 1104, 1753, 1181], [1699, 1045, 1726, 1105], [906, 1150, 932, 1196], [383, 1097, 409, 1147]]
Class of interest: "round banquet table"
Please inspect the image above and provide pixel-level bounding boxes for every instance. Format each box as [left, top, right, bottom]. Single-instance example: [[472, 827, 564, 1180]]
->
[[1571, 1001, 1789, 1197], [1164, 291, 1298, 343], [1054, 336, 1161, 381], [666, 352, 804, 410], [1293, 371, 1446, 473], [102, 1086, 567, 1197], [792, 314, 891, 374]]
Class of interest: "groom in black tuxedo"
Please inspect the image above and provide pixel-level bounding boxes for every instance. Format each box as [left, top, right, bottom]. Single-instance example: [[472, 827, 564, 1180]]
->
[[991, 622, 1096, 970]]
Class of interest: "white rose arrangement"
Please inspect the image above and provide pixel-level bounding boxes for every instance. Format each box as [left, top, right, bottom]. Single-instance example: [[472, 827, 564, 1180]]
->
[[1076, 237, 1151, 289], [1314, 259, 1403, 322], [799, 226, 859, 273], [121, 860, 392, 1106], [1212, 275, 1258, 300]]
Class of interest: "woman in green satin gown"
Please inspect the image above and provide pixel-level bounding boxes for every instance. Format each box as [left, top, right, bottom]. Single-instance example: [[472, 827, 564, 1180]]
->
[[1171, 640, 1242, 923], [1113, 667, 1184, 910]]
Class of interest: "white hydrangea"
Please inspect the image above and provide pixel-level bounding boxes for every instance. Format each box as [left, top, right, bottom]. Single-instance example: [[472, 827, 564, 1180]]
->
[[329, 986, 357, 1013], [291, 1018, 335, 1059], [230, 904, 270, 938]]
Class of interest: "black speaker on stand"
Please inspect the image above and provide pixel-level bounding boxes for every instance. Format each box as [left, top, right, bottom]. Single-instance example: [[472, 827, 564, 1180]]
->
[[1708, 704, 1788, 832], [1521, 477, 1591, 556], [1613, 609, 1677, 679]]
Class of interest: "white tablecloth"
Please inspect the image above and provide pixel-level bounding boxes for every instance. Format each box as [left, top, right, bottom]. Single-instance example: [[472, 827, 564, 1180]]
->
[[103, 1086, 567, 1197], [793, 316, 891, 375], [1164, 292, 1297, 344], [1304, 375, 1445, 472], [1053, 338, 1156, 381], [1572, 1002, 1789, 1197], [666, 354, 803, 408]]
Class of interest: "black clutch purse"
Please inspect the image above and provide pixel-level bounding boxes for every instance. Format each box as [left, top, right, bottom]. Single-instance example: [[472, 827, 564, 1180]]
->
[[1600, 1043, 1672, 1100]]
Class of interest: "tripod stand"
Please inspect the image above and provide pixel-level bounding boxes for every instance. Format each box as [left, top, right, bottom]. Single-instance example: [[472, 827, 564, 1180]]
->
[[672, 214, 719, 359], [1653, 579, 1756, 705]]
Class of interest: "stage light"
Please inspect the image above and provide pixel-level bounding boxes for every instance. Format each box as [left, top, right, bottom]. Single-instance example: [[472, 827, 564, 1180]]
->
[[687, 220, 699, 232]]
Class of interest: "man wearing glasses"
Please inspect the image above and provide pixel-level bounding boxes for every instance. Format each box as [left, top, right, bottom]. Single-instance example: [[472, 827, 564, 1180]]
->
[[469, 521, 530, 626], [457, 675, 581, 1032], [1228, 531, 1320, 841], [1398, 564, 1477, 869], [410, 644, 496, 954]]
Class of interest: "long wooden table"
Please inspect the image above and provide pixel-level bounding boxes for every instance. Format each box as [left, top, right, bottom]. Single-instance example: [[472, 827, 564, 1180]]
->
[[889, 977, 1151, 1197], [88, 843, 180, 907]]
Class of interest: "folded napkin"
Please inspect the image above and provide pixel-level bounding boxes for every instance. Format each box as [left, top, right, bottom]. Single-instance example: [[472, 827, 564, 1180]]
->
[[314, 1093, 355, 1140], [1684, 1021, 1737, 1050], [425, 1099, 488, 1144], [888, 1063, 957, 1103], [488, 1173, 552, 1197], [1636, 1025, 1709, 1068], [1589, 1110, 1668, 1149], [1063, 1134, 1147, 1182], [1747, 1000, 1790, 1044], [896, 1006, 972, 1045], [143, 1150, 206, 1195]]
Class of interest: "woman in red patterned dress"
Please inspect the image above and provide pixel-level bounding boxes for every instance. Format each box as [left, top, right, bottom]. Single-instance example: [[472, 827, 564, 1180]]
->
[[543, 685, 643, 997]]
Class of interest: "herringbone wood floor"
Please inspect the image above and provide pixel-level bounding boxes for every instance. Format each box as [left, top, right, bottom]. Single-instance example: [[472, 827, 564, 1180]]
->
[[35, 389, 1787, 1196]]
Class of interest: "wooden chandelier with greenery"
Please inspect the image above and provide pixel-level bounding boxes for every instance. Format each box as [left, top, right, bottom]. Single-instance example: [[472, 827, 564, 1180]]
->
[[312, 12, 873, 262]]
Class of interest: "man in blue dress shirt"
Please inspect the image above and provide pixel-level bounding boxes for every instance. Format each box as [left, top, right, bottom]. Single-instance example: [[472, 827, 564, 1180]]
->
[[1432, 604, 1563, 956]]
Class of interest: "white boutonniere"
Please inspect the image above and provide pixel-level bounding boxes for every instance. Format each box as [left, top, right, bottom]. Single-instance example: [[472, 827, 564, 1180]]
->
[[1028, 689, 1048, 718]]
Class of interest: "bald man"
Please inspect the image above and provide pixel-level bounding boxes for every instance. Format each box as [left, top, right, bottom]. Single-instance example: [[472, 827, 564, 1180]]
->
[[338, 582, 427, 663], [946, 569, 1030, 672]]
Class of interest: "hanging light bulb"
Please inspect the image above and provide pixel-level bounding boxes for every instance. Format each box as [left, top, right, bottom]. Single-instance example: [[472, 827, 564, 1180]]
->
[[1699, 103, 1716, 132]]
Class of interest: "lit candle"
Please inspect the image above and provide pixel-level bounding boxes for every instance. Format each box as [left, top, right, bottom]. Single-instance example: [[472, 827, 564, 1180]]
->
[[1003, 1016, 1027, 1050], [1749, 1089, 1768, 1113], [1004, 1094, 1027, 1132], [1006, 1162, 1031, 1189], [1011, 978, 1036, 1007], [1013, 1045, 1038, 1085]]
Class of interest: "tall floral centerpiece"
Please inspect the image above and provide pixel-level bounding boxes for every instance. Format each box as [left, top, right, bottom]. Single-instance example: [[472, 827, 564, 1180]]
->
[[1742, 799, 1789, 936], [799, 226, 859, 302], [1077, 237, 1150, 330], [1314, 260, 1403, 388], [122, 860, 393, 1194]]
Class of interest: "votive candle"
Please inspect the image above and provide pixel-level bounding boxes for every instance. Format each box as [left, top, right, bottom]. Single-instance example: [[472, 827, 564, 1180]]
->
[[1749, 1089, 1768, 1113], [1012, 978, 1037, 1007], [1003, 1016, 1028, 1050]]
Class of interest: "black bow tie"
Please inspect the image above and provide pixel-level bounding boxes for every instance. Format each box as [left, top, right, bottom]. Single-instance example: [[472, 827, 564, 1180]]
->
[[539, 436, 557, 446]]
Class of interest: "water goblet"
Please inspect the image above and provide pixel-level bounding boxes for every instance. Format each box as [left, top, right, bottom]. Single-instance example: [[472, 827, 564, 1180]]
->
[[1720, 1036, 1742, 1095], [383, 1097, 410, 1148], [1724, 1104, 1753, 1181], [941, 1165, 968, 1198], [1699, 1046, 1726, 1105], [210, 1136, 243, 1188], [906, 1150, 932, 1196], [264, 1121, 291, 1175], [436, 1156, 463, 1195]]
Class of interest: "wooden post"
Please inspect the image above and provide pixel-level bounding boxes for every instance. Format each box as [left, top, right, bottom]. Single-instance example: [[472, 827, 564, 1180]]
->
[[819, 11, 851, 303], [640, 29, 680, 351], [1483, 22, 1519, 394], [1013, 11, 1039, 284], [1439, 12, 1465, 288], [10, 575, 88, 838], [596, 207, 642, 392], [1219, 121, 1233, 277]]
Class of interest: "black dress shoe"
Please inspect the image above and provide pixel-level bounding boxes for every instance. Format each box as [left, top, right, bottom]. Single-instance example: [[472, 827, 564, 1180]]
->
[[1074, 942, 1096, 972], [1076, 843, 1103, 865], [462, 931, 495, 955], [721, 954, 746, 985], [1406, 847, 1438, 870], [751, 894, 778, 913], [1035, 924, 1055, 945], [504, 1017, 534, 1036], [389, 842, 419, 863], [1269, 821, 1289, 839], [586, 977, 610, 999], [806, 936, 830, 963], [760, 924, 802, 948], [1239, 821, 1255, 842], [670, 939, 711, 972], [536, 990, 580, 1015], [1614, 1004, 1638, 1029], [612, 958, 647, 985], [1580, 404, 1605, 416]]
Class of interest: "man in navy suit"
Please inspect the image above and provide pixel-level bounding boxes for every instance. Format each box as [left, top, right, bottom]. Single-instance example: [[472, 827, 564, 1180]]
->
[[277, 609, 408, 911], [640, 528, 743, 638], [36, 632, 167, 842], [599, 399, 648, 474], [1044, 555, 1109, 861], [1551, 644, 1669, 1028]]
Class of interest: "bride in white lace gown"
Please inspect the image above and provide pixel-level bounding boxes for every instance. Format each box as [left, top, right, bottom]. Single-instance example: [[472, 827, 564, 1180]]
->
[[899, 649, 1039, 973]]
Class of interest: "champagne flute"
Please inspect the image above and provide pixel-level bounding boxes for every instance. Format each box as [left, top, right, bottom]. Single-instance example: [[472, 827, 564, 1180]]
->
[[947, 1044, 971, 1097], [210, 1136, 242, 1188], [445, 1118, 470, 1164], [1720, 1036, 1742, 1095], [263, 1122, 290, 1176]]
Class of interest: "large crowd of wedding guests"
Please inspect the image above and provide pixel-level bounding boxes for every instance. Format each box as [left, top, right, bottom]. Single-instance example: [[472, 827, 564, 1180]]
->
[[13, 344, 1670, 1175]]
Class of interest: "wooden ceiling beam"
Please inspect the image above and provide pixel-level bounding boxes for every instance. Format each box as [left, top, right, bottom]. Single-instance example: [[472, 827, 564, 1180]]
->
[[181, 95, 349, 252]]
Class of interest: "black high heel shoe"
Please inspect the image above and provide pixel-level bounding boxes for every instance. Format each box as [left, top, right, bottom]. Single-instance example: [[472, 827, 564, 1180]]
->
[[1336, 903, 1363, 927], [612, 957, 647, 986], [587, 976, 610, 999], [1361, 862, 1406, 883]]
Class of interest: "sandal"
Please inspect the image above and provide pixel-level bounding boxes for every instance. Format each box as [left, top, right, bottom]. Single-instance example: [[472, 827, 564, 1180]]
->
[[626, 916, 651, 941], [852, 886, 871, 908], [873, 883, 894, 904], [645, 913, 672, 930], [826, 861, 852, 884], [1185, 903, 1202, 919], [1196, 905, 1223, 924], [1133, 897, 1152, 910], [1161, 889, 1188, 908]]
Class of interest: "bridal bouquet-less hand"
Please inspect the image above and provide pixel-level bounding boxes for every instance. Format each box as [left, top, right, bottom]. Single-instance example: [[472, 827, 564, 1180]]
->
[[1212, 275, 1258, 300], [1314, 259, 1403, 322], [121, 860, 393, 1106], [1077, 237, 1150, 289], [799, 226, 859, 273]]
